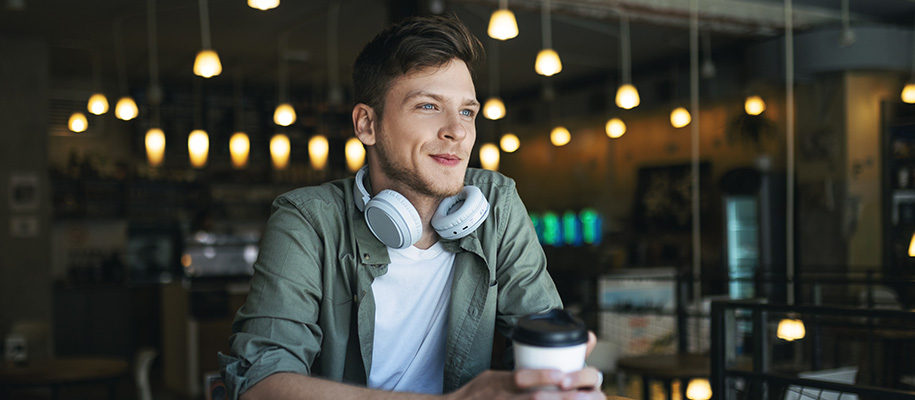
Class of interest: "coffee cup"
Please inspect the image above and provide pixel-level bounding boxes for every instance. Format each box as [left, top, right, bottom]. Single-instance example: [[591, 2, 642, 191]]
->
[[511, 308, 588, 373]]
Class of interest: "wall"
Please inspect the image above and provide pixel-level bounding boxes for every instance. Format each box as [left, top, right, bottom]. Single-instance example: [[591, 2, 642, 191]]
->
[[0, 36, 52, 339]]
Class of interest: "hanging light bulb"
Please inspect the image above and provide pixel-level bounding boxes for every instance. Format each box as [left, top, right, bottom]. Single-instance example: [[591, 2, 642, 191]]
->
[[605, 118, 626, 138], [270, 133, 291, 170], [745, 95, 767, 115], [686, 379, 712, 400], [145, 128, 166, 167], [229, 132, 250, 169], [777, 318, 806, 341], [308, 134, 329, 170], [535, 0, 561, 77], [483, 97, 506, 120], [115, 96, 138, 120], [670, 107, 692, 128], [488, 8, 518, 41], [188, 129, 209, 168], [480, 143, 500, 171], [87, 93, 109, 115], [902, 84, 915, 104], [248, 0, 279, 11], [550, 126, 570, 146], [194, 49, 222, 78], [907, 231, 915, 257], [535, 49, 562, 77], [345, 137, 366, 172], [500, 133, 520, 153], [274, 103, 296, 126], [68, 112, 88, 133], [615, 84, 640, 110]]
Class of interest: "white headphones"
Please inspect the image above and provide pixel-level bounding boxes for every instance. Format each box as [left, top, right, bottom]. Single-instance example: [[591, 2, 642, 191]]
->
[[353, 166, 490, 249]]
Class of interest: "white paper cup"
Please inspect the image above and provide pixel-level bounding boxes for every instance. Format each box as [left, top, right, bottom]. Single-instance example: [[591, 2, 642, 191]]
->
[[511, 309, 588, 373]]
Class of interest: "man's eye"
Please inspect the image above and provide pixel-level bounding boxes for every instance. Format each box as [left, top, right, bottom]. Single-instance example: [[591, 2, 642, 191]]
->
[[461, 109, 476, 117], [420, 104, 435, 110]]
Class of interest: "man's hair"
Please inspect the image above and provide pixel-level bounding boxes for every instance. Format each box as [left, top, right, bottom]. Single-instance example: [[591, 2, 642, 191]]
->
[[352, 14, 484, 118]]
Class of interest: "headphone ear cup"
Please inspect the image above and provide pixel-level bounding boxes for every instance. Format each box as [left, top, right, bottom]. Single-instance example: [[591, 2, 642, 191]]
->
[[364, 189, 423, 249], [432, 186, 490, 240]]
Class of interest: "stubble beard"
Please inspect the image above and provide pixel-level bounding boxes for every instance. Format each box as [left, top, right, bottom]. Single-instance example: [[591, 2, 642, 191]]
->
[[374, 135, 464, 200]]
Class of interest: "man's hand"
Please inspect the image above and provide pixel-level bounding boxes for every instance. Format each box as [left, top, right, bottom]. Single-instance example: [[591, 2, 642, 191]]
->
[[446, 367, 605, 400]]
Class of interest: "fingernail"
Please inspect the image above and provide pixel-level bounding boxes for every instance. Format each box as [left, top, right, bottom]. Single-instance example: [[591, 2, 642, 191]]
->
[[561, 376, 572, 388]]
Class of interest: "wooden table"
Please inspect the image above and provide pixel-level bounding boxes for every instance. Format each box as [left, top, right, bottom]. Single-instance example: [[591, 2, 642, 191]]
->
[[0, 358, 128, 400], [616, 353, 710, 400]]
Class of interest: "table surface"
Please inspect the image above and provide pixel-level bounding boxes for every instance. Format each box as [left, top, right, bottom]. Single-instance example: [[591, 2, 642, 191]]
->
[[0, 358, 128, 386], [616, 354, 710, 379]]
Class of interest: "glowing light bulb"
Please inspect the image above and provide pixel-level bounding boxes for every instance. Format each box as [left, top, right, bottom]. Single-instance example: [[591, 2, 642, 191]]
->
[[480, 143, 500, 171], [145, 128, 166, 167], [188, 129, 209, 168], [777, 318, 806, 341], [745, 95, 766, 115], [902, 84, 915, 104], [247, 0, 279, 10], [308, 134, 329, 170], [686, 379, 712, 400], [550, 126, 570, 146], [68, 112, 88, 133], [670, 107, 691, 128], [605, 118, 626, 138], [535, 49, 562, 76], [487, 9, 518, 40], [270, 134, 291, 170], [193, 49, 222, 78], [115, 96, 138, 120], [87, 93, 109, 115], [483, 97, 506, 120], [229, 132, 250, 169], [345, 137, 365, 172], [615, 84, 640, 109], [500, 133, 520, 153], [274, 103, 296, 126]]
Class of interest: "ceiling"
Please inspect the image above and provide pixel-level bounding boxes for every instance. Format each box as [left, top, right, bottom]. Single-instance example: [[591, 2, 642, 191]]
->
[[3, 0, 915, 106]]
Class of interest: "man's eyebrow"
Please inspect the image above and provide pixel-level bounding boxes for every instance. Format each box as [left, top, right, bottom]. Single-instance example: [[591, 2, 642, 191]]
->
[[403, 91, 480, 108]]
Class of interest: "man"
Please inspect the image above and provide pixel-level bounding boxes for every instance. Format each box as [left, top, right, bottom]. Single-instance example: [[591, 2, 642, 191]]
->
[[219, 14, 606, 400]]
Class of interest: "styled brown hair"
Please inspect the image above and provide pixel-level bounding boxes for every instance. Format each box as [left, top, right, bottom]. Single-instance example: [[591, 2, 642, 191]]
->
[[352, 14, 484, 118]]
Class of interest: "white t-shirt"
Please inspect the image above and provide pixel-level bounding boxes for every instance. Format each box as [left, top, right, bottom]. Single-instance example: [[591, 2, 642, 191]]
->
[[368, 242, 456, 394]]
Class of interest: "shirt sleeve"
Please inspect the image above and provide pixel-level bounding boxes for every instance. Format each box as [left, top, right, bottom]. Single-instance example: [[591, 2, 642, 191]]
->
[[491, 183, 563, 362], [219, 194, 327, 399]]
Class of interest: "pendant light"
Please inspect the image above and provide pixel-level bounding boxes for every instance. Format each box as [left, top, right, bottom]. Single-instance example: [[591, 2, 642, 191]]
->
[[188, 129, 209, 168], [700, 32, 716, 79], [838, 0, 855, 47], [605, 118, 626, 138], [274, 35, 296, 126], [615, 14, 639, 109], [327, 1, 344, 107], [270, 134, 291, 170], [479, 143, 500, 171], [903, 15, 915, 103], [487, 0, 518, 41], [550, 126, 570, 146], [534, 0, 561, 76], [248, 0, 279, 11], [908, 231, 915, 257], [145, 0, 165, 167], [671, 107, 691, 128], [745, 95, 766, 115], [484, 40, 506, 120], [500, 133, 520, 152], [686, 378, 712, 400], [308, 134, 329, 170], [113, 17, 138, 121], [194, 0, 222, 78], [68, 112, 88, 133], [87, 48, 109, 115], [229, 71, 250, 169], [345, 137, 365, 172], [777, 317, 806, 341]]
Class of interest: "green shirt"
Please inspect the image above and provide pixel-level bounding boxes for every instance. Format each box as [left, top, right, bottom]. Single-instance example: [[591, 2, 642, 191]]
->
[[219, 168, 562, 398]]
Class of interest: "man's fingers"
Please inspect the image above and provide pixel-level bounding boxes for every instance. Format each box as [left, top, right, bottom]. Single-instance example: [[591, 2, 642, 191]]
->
[[514, 369, 564, 388], [558, 367, 603, 390]]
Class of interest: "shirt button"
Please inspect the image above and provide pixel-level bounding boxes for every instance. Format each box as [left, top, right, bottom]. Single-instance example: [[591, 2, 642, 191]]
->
[[363, 253, 370, 260]]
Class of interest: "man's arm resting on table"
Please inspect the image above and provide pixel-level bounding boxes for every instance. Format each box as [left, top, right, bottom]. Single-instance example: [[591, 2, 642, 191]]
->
[[240, 373, 439, 400]]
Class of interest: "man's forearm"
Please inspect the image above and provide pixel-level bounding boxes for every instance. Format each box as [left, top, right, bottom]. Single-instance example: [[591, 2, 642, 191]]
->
[[240, 373, 443, 400]]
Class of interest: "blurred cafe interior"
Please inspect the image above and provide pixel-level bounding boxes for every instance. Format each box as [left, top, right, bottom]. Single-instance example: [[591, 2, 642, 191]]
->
[[2, 0, 915, 399]]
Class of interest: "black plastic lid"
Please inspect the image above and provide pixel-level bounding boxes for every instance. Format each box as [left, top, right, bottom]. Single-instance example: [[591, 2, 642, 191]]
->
[[511, 309, 588, 347]]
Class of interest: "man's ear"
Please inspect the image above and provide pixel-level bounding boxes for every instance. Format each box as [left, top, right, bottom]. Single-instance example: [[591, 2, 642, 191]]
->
[[352, 103, 376, 146]]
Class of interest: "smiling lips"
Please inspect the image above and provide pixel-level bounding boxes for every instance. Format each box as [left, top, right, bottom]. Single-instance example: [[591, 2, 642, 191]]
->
[[431, 154, 462, 166]]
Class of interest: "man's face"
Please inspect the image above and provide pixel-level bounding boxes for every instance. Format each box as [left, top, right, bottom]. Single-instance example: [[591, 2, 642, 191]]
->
[[372, 59, 480, 199]]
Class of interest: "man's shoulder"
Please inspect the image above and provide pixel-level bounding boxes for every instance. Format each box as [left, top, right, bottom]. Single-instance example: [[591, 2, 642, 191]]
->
[[463, 168, 516, 192], [274, 176, 353, 212]]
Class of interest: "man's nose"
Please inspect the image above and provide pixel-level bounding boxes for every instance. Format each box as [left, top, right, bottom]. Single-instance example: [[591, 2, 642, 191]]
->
[[440, 111, 470, 142]]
